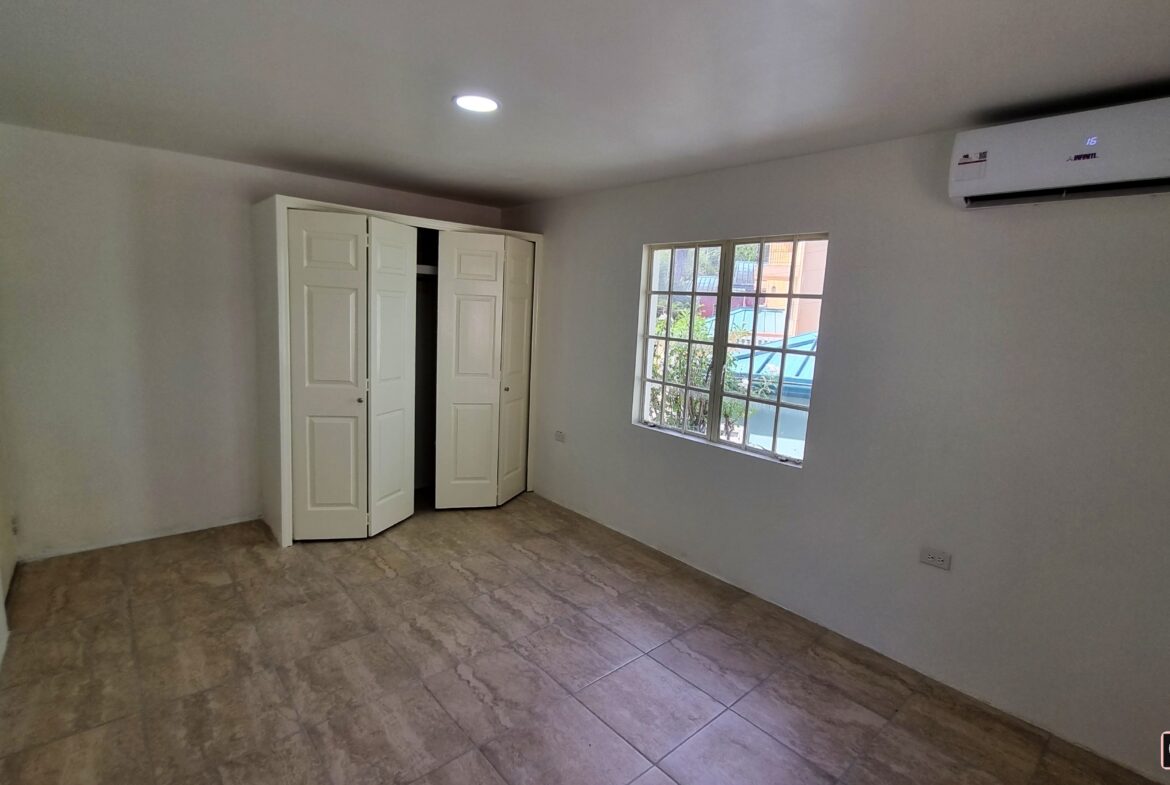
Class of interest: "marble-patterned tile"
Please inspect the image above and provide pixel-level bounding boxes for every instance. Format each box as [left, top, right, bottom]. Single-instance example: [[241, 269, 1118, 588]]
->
[[217, 730, 327, 785], [788, 631, 921, 718], [423, 553, 526, 600], [493, 535, 584, 575], [0, 715, 152, 785], [1030, 745, 1150, 785], [583, 589, 691, 652], [412, 749, 508, 785], [0, 610, 132, 688], [6, 575, 128, 632], [11, 547, 127, 594], [132, 583, 250, 648], [128, 551, 233, 600], [482, 696, 650, 785], [650, 623, 777, 705], [530, 558, 633, 607], [512, 611, 640, 692], [237, 557, 344, 616], [116, 528, 218, 568], [733, 667, 886, 777], [223, 540, 319, 580], [706, 595, 821, 660], [587, 543, 679, 585], [320, 542, 418, 587], [208, 519, 272, 549], [139, 622, 266, 702], [144, 669, 300, 785], [662, 711, 832, 785], [426, 647, 569, 744], [381, 597, 506, 678], [0, 658, 139, 756], [348, 574, 449, 628], [577, 657, 722, 762], [889, 694, 1046, 785], [631, 768, 678, 785], [306, 679, 471, 784], [645, 570, 746, 624], [841, 721, 1009, 785], [256, 591, 374, 663], [466, 579, 576, 641], [277, 633, 417, 725]]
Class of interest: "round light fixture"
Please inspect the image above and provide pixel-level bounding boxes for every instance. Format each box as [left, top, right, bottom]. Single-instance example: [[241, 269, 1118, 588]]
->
[[454, 95, 499, 113]]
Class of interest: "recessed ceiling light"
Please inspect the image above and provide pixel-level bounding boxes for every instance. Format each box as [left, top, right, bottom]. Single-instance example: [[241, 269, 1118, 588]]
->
[[454, 95, 499, 113]]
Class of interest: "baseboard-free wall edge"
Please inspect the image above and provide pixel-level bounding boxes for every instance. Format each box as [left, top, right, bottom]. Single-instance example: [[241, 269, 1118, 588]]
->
[[525, 488, 1158, 784], [0, 625, 8, 672], [16, 512, 264, 564]]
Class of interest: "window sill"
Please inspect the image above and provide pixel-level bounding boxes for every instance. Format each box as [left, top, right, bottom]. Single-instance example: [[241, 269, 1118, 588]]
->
[[632, 421, 804, 468]]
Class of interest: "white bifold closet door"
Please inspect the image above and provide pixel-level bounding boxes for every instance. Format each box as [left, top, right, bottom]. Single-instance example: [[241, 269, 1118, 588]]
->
[[288, 209, 416, 540], [435, 232, 533, 508]]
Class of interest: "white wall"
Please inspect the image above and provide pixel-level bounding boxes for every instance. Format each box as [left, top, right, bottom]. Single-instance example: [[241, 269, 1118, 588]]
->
[[0, 123, 500, 560], [504, 131, 1170, 781]]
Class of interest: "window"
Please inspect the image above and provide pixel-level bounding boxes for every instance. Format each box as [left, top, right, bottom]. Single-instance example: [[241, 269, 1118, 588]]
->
[[637, 234, 828, 464]]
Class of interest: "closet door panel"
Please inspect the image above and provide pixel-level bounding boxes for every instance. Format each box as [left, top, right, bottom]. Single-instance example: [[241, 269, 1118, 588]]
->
[[497, 237, 535, 504], [288, 209, 369, 540], [369, 217, 417, 534], [436, 232, 505, 508]]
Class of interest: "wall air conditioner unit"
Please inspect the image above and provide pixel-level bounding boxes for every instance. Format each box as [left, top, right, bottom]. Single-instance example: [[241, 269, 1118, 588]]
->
[[949, 97, 1170, 207]]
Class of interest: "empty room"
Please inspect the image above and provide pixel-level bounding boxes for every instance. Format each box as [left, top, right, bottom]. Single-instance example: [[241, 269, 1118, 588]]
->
[[1, 2, 1168, 784]]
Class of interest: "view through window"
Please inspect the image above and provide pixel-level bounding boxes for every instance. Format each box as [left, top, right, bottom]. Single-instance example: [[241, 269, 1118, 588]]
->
[[638, 235, 828, 463]]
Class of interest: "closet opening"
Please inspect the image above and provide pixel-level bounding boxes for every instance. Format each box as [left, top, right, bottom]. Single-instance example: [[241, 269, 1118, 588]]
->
[[414, 227, 439, 510]]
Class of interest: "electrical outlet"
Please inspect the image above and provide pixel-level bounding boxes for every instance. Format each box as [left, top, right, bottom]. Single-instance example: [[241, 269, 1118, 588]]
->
[[554, 430, 566, 443], [919, 547, 952, 571]]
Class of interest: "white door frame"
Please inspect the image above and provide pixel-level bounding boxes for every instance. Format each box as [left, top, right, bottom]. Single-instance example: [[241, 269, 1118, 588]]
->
[[260, 195, 543, 547]]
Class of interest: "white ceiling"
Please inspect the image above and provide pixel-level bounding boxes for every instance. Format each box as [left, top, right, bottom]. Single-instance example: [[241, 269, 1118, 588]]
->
[[3, 1, 1170, 205]]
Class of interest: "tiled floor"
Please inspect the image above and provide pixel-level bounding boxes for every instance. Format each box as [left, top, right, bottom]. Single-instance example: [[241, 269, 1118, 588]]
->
[[0, 493, 1153, 785]]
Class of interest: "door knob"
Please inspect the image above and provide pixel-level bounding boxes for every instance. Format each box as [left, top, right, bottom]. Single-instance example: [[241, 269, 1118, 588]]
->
[[504, 387, 510, 392], [357, 397, 364, 403]]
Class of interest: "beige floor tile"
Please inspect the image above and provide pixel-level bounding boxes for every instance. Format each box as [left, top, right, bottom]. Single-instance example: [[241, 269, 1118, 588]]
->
[[513, 611, 641, 692], [145, 669, 300, 785], [631, 768, 679, 785], [11, 547, 127, 594], [277, 632, 418, 725], [577, 657, 723, 762], [320, 542, 418, 587], [131, 582, 250, 648], [217, 731, 327, 785], [650, 623, 778, 705], [6, 575, 128, 632], [306, 680, 471, 784], [1038, 738, 1154, 785], [222, 539, 317, 579], [0, 658, 139, 756], [256, 592, 374, 663], [0, 715, 152, 785], [465, 579, 577, 641], [0, 610, 132, 688], [139, 622, 266, 702], [788, 631, 922, 718], [411, 749, 508, 785], [380, 597, 506, 678], [733, 667, 886, 777], [529, 558, 634, 607], [348, 574, 448, 627], [583, 589, 691, 652], [237, 557, 344, 616], [840, 721, 1008, 785], [482, 696, 650, 785], [706, 595, 821, 659], [426, 646, 569, 743], [128, 551, 234, 600], [660, 710, 831, 785]]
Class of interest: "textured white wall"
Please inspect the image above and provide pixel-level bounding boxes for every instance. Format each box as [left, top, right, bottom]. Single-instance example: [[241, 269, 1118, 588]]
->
[[504, 131, 1170, 781], [0, 123, 500, 560]]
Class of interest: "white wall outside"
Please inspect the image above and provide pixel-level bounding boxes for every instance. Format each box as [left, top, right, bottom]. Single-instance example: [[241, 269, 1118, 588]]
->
[[0, 122, 500, 560], [504, 131, 1170, 781]]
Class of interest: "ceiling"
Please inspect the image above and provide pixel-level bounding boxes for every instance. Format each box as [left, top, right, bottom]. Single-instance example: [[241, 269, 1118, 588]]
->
[[3, 1, 1170, 206]]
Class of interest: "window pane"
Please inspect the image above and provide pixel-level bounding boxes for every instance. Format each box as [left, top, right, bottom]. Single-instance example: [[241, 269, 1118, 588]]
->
[[723, 347, 750, 395], [781, 353, 815, 406], [759, 241, 792, 294], [786, 298, 821, 350], [671, 248, 695, 291], [645, 338, 665, 381], [665, 341, 688, 385], [727, 297, 755, 344], [718, 396, 746, 444], [663, 385, 685, 429], [668, 295, 691, 339], [685, 391, 709, 435], [695, 246, 721, 292], [643, 383, 662, 424], [777, 406, 808, 460], [692, 295, 717, 342], [651, 249, 671, 290], [749, 350, 782, 401], [753, 297, 786, 347], [793, 239, 828, 295], [648, 294, 668, 337], [688, 344, 713, 389], [732, 243, 760, 292], [746, 401, 776, 451]]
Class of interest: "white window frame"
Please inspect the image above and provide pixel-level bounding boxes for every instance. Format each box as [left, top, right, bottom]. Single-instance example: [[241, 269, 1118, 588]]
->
[[634, 233, 828, 465]]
